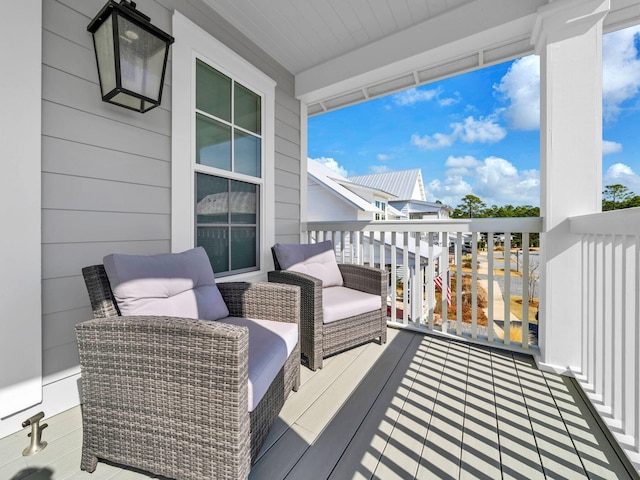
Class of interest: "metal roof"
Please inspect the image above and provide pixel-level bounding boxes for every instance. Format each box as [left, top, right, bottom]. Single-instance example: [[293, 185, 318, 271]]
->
[[349, 169, 426, 201]]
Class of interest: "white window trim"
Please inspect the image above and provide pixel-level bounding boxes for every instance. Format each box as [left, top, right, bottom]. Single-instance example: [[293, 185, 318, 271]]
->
[[171, 11, 276, 280]]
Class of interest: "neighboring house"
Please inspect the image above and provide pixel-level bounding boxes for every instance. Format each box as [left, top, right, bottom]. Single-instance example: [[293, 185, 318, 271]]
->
[[3, 1, 640, 468], [307, 159, 405, 222], [349, 169, 453, 219]]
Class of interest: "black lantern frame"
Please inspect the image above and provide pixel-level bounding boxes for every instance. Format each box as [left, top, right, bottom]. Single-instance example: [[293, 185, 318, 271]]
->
[[88, 0, 175, 113]]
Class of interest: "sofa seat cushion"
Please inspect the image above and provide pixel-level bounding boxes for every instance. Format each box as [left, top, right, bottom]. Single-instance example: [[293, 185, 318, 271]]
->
[[103, 247, 229, 321], [322, 286, 381, 324], [219, 317, 298, 412], [273, 241, 343, 287]]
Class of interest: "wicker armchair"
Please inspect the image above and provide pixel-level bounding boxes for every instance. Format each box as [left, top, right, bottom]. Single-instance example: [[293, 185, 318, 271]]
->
[[268, 246, 387, 371], [77, 264, 300, 480]]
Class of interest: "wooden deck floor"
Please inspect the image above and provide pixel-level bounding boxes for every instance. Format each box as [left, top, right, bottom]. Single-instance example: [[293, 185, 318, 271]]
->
[[2, 328, 637, 480]]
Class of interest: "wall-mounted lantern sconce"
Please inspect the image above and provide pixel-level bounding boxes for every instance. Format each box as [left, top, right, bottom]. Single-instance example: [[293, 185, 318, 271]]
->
[[87, 0, 175, 113]]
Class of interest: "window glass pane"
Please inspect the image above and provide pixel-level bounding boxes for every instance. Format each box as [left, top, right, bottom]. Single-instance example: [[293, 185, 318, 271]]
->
[[196, 173, 228, 224], [196, 113, 231, 170], [230, 180, 257, 224], [196, 59, 231, 121], [230, 227, 256, 270], [234, 82, 261, 134], [197, 227, 229, 273], [234, 130, 261, 177]]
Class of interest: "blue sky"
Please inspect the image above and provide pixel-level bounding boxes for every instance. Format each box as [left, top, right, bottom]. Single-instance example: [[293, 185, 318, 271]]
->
[[308, 25, 640, 208]]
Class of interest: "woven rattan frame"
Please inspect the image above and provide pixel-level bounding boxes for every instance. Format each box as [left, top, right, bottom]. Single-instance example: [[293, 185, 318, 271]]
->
[[77, 265, 300, 480], [269, 251, 387, 371]]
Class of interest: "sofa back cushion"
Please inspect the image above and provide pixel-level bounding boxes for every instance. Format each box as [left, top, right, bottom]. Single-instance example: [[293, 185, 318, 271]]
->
[[103, 247, 229, 321], [273, 240, 343, 287]]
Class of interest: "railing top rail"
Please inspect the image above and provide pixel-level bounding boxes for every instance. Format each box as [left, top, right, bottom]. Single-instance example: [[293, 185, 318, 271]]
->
[[304, 217, 543, 233], [569, 207, 640, 235]]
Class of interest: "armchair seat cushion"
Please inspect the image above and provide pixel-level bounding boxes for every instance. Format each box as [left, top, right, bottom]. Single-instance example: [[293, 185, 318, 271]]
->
[[322, 286, 382, 324], [220, 317, 299, 411]]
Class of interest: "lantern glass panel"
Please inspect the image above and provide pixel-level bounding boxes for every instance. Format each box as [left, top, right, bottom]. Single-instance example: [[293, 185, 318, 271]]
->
[[94, 15, 117, 96], [117, 15, 167, 100]]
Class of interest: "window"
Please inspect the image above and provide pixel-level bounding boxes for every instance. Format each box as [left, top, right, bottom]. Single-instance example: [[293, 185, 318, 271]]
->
[[172, 12, 275, 279], [194, 60, 262, 274], [375, 200, 386, 220]]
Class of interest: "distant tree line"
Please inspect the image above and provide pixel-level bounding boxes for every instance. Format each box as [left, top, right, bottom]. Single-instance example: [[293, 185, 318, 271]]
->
[[602, 184, 640, 211], [449, 194, 540, 219]]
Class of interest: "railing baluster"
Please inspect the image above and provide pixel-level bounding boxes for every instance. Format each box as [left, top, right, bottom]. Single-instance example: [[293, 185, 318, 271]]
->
[[416, 232, 424, 328], [503, 233, 511, 345], [456, 232, 463, 335], [403, 232, 409, 325], [624, 236, 639, 448], [368, 231, 375, 267], [440, 231, 448, 333], [487, 232, 494, 343], [613, 234, 623, 425], [595, 234, 604, 402], [471, 231, 478, 340], [391, 231, 397, 323], [522, 234, 530, 350]]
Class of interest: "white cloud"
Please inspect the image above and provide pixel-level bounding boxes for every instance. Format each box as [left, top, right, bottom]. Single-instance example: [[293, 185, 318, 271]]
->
[[411, 132, 455, 150], [411, 115, 506, 150], [439, 92, 462, 107], [377, 153, 393, 161], [393, 87, 442, 106], [427, 177, 474, 206], [603, 26, 640, 122], [604, 163, 640, 192], [426, 155, 540, 206], [603, 140, 623, 155], [494, 55, 540, 130], [370, 165, 391, 173], [456, 116, 507, 143], [310, 157, 348, 177]]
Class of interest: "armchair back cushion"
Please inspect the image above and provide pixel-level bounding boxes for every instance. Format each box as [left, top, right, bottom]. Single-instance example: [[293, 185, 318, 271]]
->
[[272, 240, 343, 287], [103, 247, 229, 321]]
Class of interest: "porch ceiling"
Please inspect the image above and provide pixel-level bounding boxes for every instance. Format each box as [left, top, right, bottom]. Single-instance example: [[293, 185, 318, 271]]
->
[[203, 0, 640, 115], [202, 0, 545, 114]]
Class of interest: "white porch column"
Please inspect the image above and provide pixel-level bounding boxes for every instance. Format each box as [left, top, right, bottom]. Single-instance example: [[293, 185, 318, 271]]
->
[[0, 0, 43, 422], [534, 0, 609, 372]]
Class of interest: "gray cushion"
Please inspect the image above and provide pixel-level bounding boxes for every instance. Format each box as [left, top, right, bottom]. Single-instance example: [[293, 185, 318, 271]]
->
[[219, 317, 298, 412], [322, 286, 381, 324], [273, 240, 343, 287], [103, 247, 229, 321]]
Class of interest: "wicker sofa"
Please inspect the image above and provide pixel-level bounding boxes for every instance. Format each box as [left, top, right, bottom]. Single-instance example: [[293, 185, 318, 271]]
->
[[268, 241, 387, 371], [77, 252, 300, 480]]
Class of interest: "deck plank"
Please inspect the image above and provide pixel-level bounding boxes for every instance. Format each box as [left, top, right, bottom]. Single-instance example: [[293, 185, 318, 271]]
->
[[491, 349, 546, 480], [327, 332, 429, 480], [543, 372, 635, 480], [514, 354, 589, 479], [458, 344, 501, 479], [284, 330, 417, 479], [415, 338, 469, 479]]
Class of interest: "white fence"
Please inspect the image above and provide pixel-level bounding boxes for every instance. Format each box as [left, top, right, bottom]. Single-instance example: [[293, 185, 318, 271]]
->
[[303, 217, 542, 354], [569, 207, 640, 468]]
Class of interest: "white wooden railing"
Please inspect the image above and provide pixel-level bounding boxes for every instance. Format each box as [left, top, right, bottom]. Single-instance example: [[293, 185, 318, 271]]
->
[[569, 207, 640, 469], [303, 217, 542, 354]]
